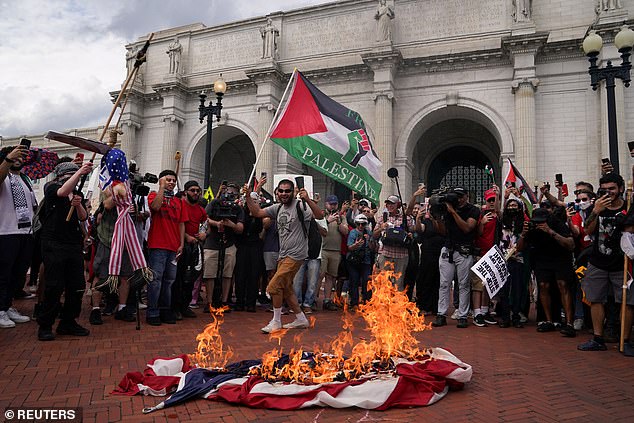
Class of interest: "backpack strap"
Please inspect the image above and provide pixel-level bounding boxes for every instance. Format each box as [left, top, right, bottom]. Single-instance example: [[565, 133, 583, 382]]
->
[[275, 202, 307, 238]]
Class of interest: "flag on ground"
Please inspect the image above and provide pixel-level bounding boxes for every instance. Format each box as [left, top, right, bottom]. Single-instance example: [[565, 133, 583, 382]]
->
[[502, 158, 538, 213], [270, 71, 382, 203], [114, 348, 472, 412]]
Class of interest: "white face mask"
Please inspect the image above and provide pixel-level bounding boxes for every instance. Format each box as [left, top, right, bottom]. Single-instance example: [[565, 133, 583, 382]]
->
[[578, 200, 592, 211], [621, 232, 634, 260]]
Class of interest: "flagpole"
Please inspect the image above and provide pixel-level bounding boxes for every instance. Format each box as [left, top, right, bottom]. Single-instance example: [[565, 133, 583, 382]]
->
[[246, 68, 298, 187]]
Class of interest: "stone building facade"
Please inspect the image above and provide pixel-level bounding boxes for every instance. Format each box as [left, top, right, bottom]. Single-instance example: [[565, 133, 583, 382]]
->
[[4, 0, 634, 204]]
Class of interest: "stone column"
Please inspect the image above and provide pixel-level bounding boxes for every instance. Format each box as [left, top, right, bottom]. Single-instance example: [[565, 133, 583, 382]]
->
[[256, 103, 276, 180], [512, 78, 538, 184], [120, 120, 140, 161], [161, 115, 183, 171], [374, 92, 395, 196]]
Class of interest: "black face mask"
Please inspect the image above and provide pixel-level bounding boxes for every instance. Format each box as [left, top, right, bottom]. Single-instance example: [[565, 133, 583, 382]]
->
[[505, 208, 520, 217]]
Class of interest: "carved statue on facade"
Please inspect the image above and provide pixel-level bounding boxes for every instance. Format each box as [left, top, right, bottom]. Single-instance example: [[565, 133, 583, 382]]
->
[[374, 0, 395, 43], [512, 0, 532, 23], [166, 37, 182, 74], [260, 18, 279, 59], [597, 0, 623, 13], [125, 47, 137, 76]]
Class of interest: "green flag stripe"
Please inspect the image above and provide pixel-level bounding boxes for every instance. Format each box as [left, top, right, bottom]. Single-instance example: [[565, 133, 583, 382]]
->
[[272, 135, 382, 203]]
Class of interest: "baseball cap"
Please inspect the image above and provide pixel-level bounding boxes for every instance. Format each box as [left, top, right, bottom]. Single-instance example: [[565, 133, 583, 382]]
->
[[385, 195, 400, 204], [453, 187, 467, 196], [484, 188, 496, 201], [359, 198, 371, 208], [354, 214, 368, 224], [184, 180, 200, 191], [531, 208, 550, 223], [326, 194, 339, 204]]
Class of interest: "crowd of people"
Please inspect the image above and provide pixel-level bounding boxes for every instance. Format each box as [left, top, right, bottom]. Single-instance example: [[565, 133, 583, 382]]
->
[[0, 142, 633, 356]]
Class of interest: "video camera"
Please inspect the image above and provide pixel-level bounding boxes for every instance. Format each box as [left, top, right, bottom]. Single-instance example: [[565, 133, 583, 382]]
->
[[428, 187, 460, 219], [209, 190, 241, 220], [128, 162, 158, 197]]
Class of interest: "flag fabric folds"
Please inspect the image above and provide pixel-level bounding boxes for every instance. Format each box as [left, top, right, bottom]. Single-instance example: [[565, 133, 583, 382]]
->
[[114, 348, 472, 412], [502, 158, 538, 212], [270, 71, 382, 203]]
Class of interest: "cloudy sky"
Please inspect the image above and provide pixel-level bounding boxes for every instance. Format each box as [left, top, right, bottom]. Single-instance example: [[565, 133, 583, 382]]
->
[[0, 0, 334, 138]]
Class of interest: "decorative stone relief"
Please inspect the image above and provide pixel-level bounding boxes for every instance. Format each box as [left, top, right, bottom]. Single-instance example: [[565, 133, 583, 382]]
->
[[166, 37, 182, 74], [596, 0, 623, 14], [512, 0, 532, 23], [375, 0, 395, 43], [260, 18, 279, 59]]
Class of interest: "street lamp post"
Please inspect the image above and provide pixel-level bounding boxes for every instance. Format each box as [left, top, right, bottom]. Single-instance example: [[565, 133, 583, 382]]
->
[[583, 25, 634, 173], [198, 75, 227, 190]]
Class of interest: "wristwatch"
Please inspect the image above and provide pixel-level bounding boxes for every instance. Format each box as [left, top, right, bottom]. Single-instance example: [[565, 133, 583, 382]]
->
[[3, 157, 15, 164]]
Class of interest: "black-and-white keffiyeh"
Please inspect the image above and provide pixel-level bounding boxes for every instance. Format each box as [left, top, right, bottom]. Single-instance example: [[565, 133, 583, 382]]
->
[[9, 173, 31, 229]]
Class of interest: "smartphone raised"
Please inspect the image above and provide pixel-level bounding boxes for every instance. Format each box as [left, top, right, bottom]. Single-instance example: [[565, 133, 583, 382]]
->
[[295, 176, 305, 190], [19, 138, 31, 149], [260, 171, 267, 180], [561, 183, 569, 197], [555, 173, 563, 184], [628, 141, 634, 154], [602, 158, 611, 165]]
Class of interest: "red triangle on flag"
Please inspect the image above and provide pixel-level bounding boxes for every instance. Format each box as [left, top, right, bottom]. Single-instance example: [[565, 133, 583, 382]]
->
[[507, 166, 517, 183], [271, 74, 328, 139]]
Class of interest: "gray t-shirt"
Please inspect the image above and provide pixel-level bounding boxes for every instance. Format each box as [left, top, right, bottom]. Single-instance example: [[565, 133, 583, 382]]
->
[[265, 199, 313, 260]]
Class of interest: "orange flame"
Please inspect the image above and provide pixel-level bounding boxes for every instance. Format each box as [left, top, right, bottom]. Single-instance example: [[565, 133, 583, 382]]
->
[[190, 306, 234, 369]]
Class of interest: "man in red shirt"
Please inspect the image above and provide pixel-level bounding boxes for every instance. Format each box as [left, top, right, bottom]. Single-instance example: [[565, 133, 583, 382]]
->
[[146, 170, 188, 326], [172, 180, 207, 319], [471, 188, 500, 327]]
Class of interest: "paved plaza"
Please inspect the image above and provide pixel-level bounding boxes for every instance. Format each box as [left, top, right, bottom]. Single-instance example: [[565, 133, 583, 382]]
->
[[1, 298, 633, 422]]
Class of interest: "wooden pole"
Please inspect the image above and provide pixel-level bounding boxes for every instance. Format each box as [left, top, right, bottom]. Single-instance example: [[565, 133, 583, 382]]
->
[[620, 180, 633, 352]]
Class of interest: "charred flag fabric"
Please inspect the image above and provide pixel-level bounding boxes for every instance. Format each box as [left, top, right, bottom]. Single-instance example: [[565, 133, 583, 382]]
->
[[114, 348, 472, 412], [270, 71, 382, 203]]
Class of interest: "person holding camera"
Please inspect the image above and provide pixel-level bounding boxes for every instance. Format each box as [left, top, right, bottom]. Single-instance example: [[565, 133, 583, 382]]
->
[[517, 206, 576, 336], [578, 173, 633, 351], [432, 187, 480, 329], [146, 170, 188, 326], [0, 145, 36, 329], [203, 183, 245, 311], [320, 195, 349, 311], [373, 195, 413, 291], [346, 214, 373, 309], [245, 179, 323, 333], [414, 201, 445, 315]]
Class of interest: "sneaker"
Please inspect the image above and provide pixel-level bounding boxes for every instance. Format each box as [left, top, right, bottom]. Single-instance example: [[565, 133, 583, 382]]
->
[[623, 342, 634, 357], [302, 306, 313, 315], [89, 309, 103, 325], [432, 315, 447, 327], [518, 312, 528, 324], [146, 316, 162, 326], [137, 302, 148, 310], [324, 301, 338, 311], [160, 310, 177, 324], [473, 314, 487, 327], [483, 313, 497, 325], [450, 310, 459, 320], [56, 320, 90, 336], [457, 318, 468, 328], [283, 318, 310, 329], [0, 311, 16, 328], [174, 311, 183, 321], [537, 321, 555, 333], [577, 338, 607, 351], [512, 319, 524, 329], [102, 303, 116, 316], [38, 326, 55, 341], [182, 308, 197, 318], [27, 285, 37, 293], [7, 307, 30, 323], [189, 303, 199, 309], [14, 290, 35, 300], [573, 318, 583, 331], [114, 307, 136, 322], [560, 324, 577, 338], [499, 320, 511, 328], [261, 319, 282, 333]]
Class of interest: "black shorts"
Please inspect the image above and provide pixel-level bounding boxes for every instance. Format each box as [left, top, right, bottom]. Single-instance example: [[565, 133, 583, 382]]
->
[[93, 240, 133, 280], [534, 268, 574, 285]]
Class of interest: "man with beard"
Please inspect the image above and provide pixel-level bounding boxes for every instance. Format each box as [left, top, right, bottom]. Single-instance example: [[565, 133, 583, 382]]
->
[[37, 161, 94, 340], [172, 180, 207, 319], [0, 145, 36, 328], [245, 179, 323, 333]]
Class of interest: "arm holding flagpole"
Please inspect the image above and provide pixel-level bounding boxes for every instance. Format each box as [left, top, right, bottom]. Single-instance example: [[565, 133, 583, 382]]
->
[[246, 68, 298, 187]]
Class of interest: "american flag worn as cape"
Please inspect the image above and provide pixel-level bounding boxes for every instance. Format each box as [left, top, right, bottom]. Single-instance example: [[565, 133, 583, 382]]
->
[[113, 348, 472, 413]]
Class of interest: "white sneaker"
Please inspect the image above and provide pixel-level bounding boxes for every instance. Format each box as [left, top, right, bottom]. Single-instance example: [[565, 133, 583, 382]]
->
[[283, 318, 309, 329], [450, 310, 459, 320], [573, 318, 583, 331], [0, 311, 16, 328], [7, 307, 30, 323], [138, 303, 147, 310], [519, 312, 528, 324], [261, 320, 282, 333]]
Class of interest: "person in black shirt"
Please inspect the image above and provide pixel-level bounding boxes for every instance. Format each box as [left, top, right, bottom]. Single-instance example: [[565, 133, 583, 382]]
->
[[234, 192, 264, 312], [433, 187, 480, 328], [518, 206, 576, 337], [37, 161, 93, 341], [578, 173, 633, 352], [414, 203, 445, 315]]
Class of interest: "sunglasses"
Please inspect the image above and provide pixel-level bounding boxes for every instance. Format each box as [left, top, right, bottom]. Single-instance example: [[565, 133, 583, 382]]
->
[[188, 188, 201, 193], [278, 189, 293, 194], [575, 198, 589, 203], [486, 198, 496, 203]]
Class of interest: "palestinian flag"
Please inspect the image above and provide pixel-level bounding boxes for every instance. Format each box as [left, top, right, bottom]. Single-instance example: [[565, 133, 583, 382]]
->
[[270, 70, 382, 203], [502, 158, 538, 214]]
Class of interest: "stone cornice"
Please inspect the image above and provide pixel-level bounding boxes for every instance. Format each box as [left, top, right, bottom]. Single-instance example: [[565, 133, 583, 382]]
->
[[502, 32, 549, 56], [400, 49, 510, 74], [536, 39, 586, 64], [152, 80, 189, 96], [361, 49, 404, 71], [245, 64, 286, 85]]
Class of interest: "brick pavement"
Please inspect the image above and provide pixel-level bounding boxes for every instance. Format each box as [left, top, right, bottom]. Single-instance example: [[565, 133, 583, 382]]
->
[[1, 298, 634, 422]]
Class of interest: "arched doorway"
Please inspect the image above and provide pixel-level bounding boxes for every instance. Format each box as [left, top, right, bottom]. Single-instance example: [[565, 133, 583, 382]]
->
[[187, 126, 256, 190], [412, 117, 501, 205]]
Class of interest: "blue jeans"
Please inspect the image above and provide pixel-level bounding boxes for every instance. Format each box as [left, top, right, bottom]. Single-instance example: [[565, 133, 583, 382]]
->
[[346, 261, 372, 306], [148, 249, 177, 318], [293, 258, 321, 308]]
